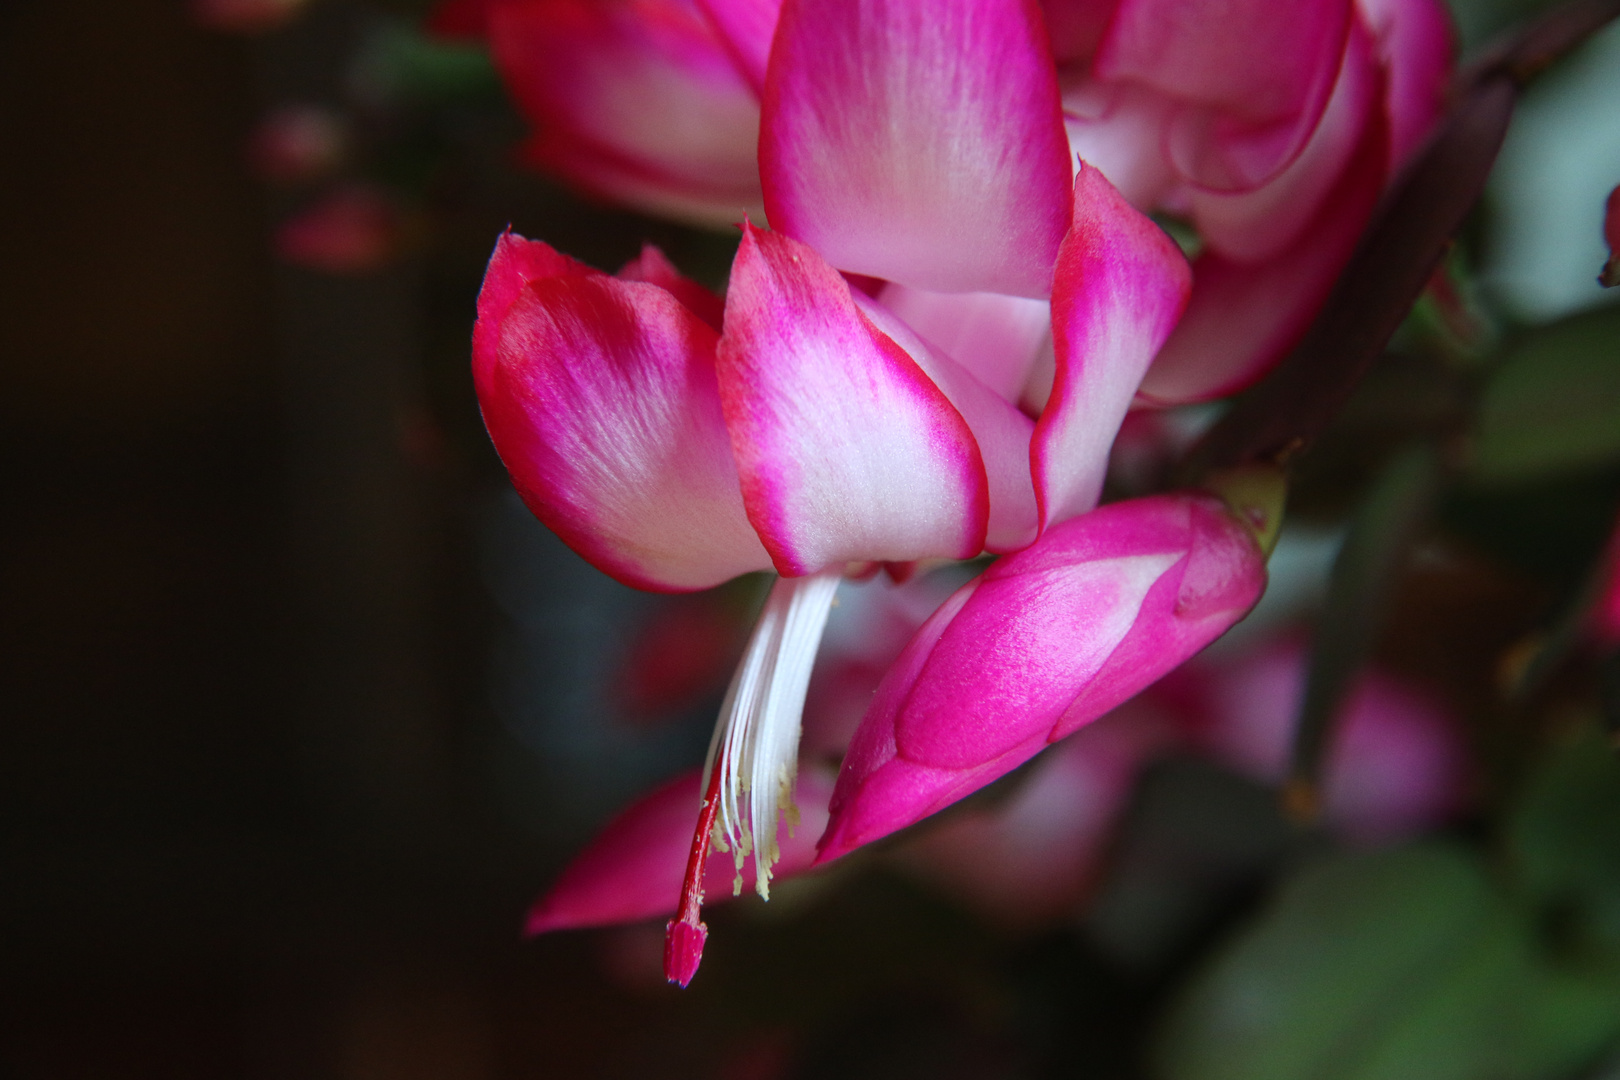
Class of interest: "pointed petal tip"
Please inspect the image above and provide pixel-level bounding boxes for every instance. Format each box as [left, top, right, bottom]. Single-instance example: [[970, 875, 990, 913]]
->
[[664, 917, 708, 987], [810, 824, 860, 867]]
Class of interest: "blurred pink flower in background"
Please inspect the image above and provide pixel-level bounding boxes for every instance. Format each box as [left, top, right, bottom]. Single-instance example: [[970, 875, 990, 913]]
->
[[1169, 638, 1471, 846], [275, 184, 405, 274]]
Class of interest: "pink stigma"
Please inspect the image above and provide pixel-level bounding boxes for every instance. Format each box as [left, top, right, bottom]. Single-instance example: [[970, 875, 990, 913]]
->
[[665, 759, 724, 986]]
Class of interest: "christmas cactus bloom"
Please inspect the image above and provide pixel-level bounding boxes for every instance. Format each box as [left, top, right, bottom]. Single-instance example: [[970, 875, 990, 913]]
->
[[461, 0, 1453, 400], [818, 490, 1269, 861], [474, 154, 1189, 982]]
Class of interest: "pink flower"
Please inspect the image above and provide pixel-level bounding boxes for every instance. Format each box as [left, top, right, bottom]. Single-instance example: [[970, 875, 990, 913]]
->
[[471, 2, 1364, 984], [477, 161, 1198, 982], [1171, 638, 1470, 847], [893, 696, 1182, 929], [275, 185, 405, 274], [464, 0, 1453, 400]]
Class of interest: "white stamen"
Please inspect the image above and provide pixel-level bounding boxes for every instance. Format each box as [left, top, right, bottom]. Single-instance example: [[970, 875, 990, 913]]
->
[[701, 570, 840, 901]]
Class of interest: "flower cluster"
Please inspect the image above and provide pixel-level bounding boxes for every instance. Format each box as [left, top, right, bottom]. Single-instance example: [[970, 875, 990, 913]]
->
[[464, 0, 1452, 401]]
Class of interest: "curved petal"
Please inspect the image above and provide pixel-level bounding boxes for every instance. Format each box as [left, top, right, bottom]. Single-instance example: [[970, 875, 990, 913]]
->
[[1188, 18, 1380, 265], [818, 492, 1265, 861], [1062, 78, 1184, 210], [875, 283, 1053, 404], [718, 225, 989, 574], [760, 0, 1073, 297], [616, 243, 726, 331], [483, 265, 771, 591], [1095, 0, 1354, 192], [1135, 86, 1390, 405], [1356, 0, 1454, 168], [490, 0, 763, 226], [856, 293, 1041, 553], [695, 0, 784, 91], [472, 231, 593, 404], [526, 767, 832, 933], [1041, 0, 1123, 64], [1033, 164, 1191, 530]]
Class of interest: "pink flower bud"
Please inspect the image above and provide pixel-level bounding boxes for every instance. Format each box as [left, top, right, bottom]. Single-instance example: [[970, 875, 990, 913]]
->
[[817, 491, 1267, 862]]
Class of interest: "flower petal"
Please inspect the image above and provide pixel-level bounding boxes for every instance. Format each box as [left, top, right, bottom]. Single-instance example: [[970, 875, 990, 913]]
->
[[1062, 78, 1184, 209], [855, 293, 1040, 553], [616, 243, 726, 331], [695, 0, 784, 91], [1135, 90, 1390, 405], [525, 767, 832, 933], [1187, 18, 1380, 265], [481, 255, 770, 591], [760, 0, 1073, 297], [717, 224, 989, 574], [1041, 0, 1123, 64], [490, 0, 763, 226], [1095, 0, 1353, 192], [1033, 164, 1191, 530], [472, 231, 593, 403], [818, 492, 1264, 860], [1356, 0, 1453, 168], [875, 283, 1053, 404]]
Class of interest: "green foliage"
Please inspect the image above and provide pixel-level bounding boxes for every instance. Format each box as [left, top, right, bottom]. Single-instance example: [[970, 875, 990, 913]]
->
[[1506, 730, 1620, 958], [350, 25, 502, 109], [1156, 730, 1620, 1080], [1470, 305, 1620, 485]]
